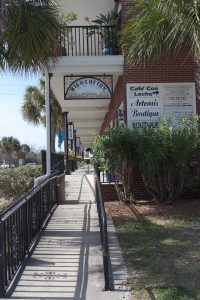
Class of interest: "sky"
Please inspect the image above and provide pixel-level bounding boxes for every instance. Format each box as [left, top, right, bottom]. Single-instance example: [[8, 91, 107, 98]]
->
[[0, 71, 47, 150]]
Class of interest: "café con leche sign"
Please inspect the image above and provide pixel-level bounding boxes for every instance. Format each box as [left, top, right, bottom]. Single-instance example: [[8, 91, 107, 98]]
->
[[126, 83, 196, 128], [64, 76, 112, 100]]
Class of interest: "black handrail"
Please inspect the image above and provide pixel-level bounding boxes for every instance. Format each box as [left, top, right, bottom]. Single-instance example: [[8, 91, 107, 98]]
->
[[93, 164, 112, 291], [0, 162, 63, 297], [0, 158, 65, 218], [41, 151, 65, 175]]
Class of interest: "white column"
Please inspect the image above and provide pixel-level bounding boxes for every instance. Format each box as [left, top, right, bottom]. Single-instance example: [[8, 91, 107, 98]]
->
[[45, 71, 51, 175]]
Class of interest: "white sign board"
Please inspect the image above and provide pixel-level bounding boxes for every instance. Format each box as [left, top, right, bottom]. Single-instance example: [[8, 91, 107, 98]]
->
[[64, 76, 112, 99], [68, 124, 74, 140], [162, 83, 196, 126], [127, 83, 196, 128], [127, 83, 161, 128], [76, 137, 80, 148]]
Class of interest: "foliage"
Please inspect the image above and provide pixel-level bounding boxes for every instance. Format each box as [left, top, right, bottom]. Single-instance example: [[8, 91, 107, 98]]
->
[[0, 137, 40, 166], [61, 11, 77, 29], [84, 158, 90, 164], [84, 10, 119, 53], [0, 165, 42, 200], [0, 136, 21, 166], [1, 0, 62, 73], [76, 155, 83, 162], [68, 150, 75, 160], [21, 78, 63, 152], [93, 118, 200, 203], [121, 0, 200, 65], [85, 10, 119, 27], [93, 125, 139, 202], [138, 117, 200, 203]]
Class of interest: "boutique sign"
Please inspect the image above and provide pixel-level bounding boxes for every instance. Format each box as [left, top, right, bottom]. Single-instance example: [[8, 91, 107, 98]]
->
[[127, 83, 196, 128], [64, 75, 112, 100]]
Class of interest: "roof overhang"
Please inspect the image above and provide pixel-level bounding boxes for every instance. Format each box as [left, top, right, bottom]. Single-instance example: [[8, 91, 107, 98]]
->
[[49, 55, 124, 147]]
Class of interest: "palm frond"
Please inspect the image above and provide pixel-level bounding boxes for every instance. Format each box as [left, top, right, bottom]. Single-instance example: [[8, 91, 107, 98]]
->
[[121, 0, 200, 65], [2, 0, 62, 73]]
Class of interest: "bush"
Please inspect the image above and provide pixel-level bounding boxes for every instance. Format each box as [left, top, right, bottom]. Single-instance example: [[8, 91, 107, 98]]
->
[[0, 165, 42, 200], [138, 118, 200, 203], [93, 125, 140, 202], [92, 118, 200, 203]]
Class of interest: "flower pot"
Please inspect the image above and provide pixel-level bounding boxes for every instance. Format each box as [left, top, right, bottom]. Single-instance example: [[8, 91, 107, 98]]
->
[[102, 46, 119, 55]]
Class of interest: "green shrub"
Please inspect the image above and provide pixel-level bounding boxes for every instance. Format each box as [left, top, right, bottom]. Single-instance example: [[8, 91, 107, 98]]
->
[[93, 125, 140, 202], [0, 165, 42, 200], [138, 118, 200, 203], [92, 118, 200, 203]]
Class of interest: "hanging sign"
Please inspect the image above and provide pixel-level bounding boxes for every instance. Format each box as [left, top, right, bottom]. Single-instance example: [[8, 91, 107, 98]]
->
[[64, 75, 112, 99], [76, 137, 80, 148], [127, 83, 196, 128], [68, 123, 74, 140]]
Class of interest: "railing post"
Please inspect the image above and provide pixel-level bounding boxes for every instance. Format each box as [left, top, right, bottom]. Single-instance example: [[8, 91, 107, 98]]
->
[[0, 221, 6, 297]]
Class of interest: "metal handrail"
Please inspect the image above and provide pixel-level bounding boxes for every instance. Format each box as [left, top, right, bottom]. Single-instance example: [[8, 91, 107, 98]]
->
[[0, 159, 65, 297], [0, 158, 65, 218], [93, 165, 112, 291]]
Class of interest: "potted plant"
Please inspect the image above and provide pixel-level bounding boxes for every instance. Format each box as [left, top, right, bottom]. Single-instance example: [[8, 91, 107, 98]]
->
[[84, 10, 120, 55], [58, 11, 77, 55]]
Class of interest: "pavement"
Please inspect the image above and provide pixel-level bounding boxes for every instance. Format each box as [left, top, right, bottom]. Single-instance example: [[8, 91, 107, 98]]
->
[[5, 167, 133, 300]]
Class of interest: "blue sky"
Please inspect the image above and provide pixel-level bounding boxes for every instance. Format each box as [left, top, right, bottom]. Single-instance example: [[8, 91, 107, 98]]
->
[[0, 72, 47, 150]]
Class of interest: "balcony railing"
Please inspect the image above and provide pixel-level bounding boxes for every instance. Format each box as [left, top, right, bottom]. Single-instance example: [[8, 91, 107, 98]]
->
[[58, 25, 120, 57]]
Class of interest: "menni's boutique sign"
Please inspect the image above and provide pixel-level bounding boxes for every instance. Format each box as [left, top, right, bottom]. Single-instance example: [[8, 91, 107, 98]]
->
[[64, 76, 112, 100], [126, 83, 196, 128]]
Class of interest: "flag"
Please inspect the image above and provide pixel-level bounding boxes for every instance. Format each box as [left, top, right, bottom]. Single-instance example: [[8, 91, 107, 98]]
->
[[57, 129, 65, 149]]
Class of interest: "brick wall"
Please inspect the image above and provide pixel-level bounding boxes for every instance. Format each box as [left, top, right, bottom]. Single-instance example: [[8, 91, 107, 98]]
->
[[114, 0, 200, 199], [101, 183, 121, 202], [121, 0, 199, 124]]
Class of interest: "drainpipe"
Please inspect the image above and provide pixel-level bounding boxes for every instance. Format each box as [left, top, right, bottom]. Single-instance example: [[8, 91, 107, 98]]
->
[[34, 71, 51, 186]]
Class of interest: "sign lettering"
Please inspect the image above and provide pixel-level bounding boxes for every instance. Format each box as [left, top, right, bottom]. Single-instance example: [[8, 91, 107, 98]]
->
[[127, 83, 196, 129], [64, 76, 112, 100]]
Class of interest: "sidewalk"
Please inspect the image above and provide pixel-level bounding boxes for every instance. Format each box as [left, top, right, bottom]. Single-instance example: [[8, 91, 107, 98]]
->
[[6, 168, 132, 300]]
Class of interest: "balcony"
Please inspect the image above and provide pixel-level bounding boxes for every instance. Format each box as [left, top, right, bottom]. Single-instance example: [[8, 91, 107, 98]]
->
[[58, 25, 120, 57]]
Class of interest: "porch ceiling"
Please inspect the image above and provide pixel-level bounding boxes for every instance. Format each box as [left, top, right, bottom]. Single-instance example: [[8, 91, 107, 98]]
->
[[49, 55, 124, 147]]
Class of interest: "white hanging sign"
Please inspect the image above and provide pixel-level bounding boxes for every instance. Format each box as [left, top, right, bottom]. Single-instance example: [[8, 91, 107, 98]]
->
[[68, 124, 74, 140], [64, 76, 112, 99], [76, 137, 80, 147]]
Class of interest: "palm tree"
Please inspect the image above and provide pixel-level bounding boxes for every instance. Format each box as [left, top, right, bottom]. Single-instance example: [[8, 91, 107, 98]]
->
[[21, 79, 63, 152], [0, 0, 62, 73], [19, 144, 31, 162], [121, 0, 200, 65], [0, 136, 21, 167]]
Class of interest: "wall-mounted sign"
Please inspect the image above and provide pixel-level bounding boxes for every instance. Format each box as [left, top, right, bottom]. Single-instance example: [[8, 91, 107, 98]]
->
[[127, 83, 196, 128], [68, 123, 74, 140], [64, 75, 112, 100], [162, 83, 196, 126]]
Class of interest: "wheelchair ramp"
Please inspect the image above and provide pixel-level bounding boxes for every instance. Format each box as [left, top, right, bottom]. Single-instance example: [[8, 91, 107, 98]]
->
[[7, 168, 132, 300]]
